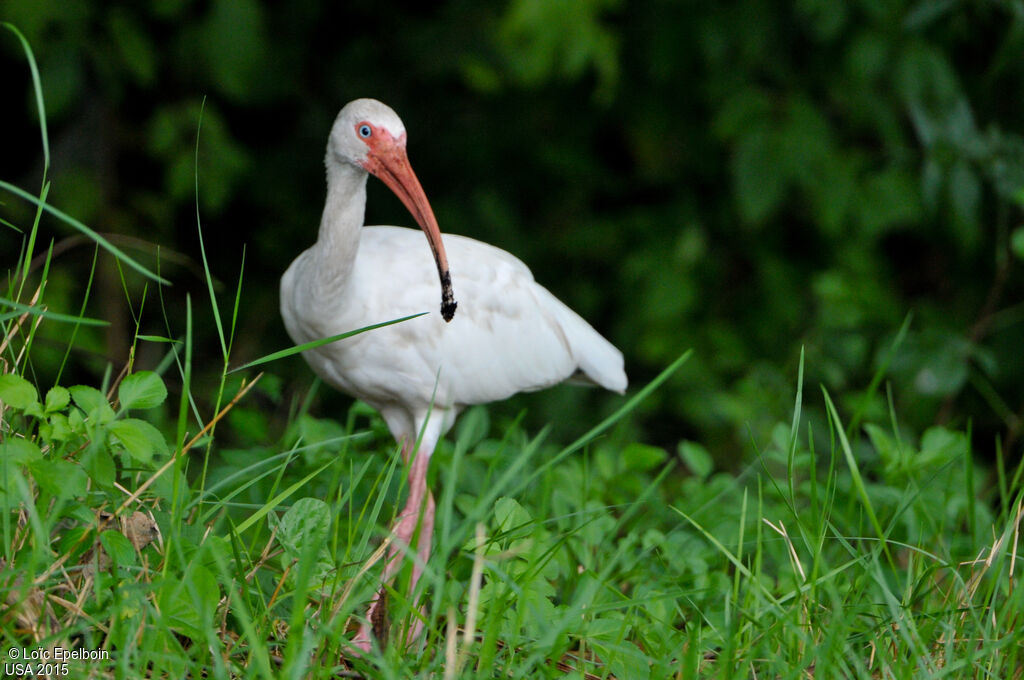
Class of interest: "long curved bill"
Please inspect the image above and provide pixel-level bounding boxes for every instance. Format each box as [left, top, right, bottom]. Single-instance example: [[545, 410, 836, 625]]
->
[[362, 142, 457, 322]]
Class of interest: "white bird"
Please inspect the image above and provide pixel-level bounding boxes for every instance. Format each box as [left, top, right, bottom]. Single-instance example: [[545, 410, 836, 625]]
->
[[280, 99, 627, 650]]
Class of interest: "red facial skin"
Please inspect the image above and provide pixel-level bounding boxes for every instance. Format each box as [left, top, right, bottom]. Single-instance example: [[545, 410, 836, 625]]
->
[[356, 121, 456, 321]]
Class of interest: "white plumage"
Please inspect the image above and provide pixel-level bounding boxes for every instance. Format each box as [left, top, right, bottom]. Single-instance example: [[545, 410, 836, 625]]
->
[[279, 99, 626, 650], [283, 226, 625, 434]]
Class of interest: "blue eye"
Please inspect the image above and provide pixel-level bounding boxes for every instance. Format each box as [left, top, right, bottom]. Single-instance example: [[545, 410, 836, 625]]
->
[[358, 124, 372, 138]]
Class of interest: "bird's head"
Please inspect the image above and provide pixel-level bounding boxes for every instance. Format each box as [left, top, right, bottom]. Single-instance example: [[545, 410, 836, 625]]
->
[[328, 98, 407, 167], [328, 99, 457, 322]]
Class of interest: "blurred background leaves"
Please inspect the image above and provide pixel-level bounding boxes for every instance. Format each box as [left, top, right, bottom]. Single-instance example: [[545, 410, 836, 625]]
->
[[2, 0, 1023, 467]]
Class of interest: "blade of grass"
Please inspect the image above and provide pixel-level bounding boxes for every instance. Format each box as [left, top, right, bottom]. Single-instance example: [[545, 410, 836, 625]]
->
[[164, 293, 194, 577], [232, 459, 336, 535], [229, 312, 428, 372], [207, 539, 277, 680], [117, 372, 263, 517], [0, 296, 108, 326], [3, 22, 48, 298], [674, 505, 783, 608], [191, 98, 228, 360], [228, 244, 246, 356], [436, 349, 694, 581], [2, 24, 48, 168], [787, 346, 805, 508], [564, 349, 692, 456], [0, 180, 169, 285], [823, 387, 895, 568], [525, 461, 680, 667], [135, 334, 182, 344], [846, 312, 911, 437], [192, 434, 369, 519]]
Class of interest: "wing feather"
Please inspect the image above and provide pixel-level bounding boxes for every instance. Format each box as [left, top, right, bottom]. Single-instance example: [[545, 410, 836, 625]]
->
[[282, 225, 626, 414]]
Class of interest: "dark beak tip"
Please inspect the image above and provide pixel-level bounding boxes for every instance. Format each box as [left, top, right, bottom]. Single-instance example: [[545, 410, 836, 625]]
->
[[441, 300, 457, 322]]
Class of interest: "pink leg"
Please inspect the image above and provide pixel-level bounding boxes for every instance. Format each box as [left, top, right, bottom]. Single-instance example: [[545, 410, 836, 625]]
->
[[353, 440, 435, 651]]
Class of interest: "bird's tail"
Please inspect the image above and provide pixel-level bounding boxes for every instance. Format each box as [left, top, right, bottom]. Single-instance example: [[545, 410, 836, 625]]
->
[[541, 287, 628, 394]]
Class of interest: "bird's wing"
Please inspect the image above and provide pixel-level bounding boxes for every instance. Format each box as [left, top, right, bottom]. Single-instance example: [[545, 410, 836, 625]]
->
[[334, 226, 626, 410]]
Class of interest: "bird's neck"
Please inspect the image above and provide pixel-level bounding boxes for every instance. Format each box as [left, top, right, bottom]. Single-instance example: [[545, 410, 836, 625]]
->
[[313, 161, 369, 289]]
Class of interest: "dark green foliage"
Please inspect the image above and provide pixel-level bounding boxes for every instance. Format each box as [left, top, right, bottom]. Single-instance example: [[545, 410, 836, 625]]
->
[[3, 1, 1023, 462]]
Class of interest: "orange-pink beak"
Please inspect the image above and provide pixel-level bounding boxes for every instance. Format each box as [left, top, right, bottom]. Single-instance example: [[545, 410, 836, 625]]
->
[[361, 135, 457, 322]]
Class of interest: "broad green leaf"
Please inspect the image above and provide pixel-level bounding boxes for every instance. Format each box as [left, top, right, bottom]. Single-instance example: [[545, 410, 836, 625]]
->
[[70, 385, 116, 424], [578, 500, 616, 548], [476, 497, 539, 558], [1, 438, 42, 463], [0, 374, 38, 409], [494, 496, 532, 535], [70, 385, 106, 412], [29, 458, 88, 499], [294, 414, 347, 465], [919, 426, 968, 466], [0, 466, 27, 504], [157, 566, 219, 640], [67, 407, 86, 434], [57, 525, 93, 564], [40, 413, 72, 442], [82, 445, 116, 487], [275, 497, 330, 549], [678, 440, 713, 479], [100, 529, 137, 567], [108, 418, 168, 463], [45, 385, 70, 413], [642, 528, 666, 551], [118, 371, 167, 410], [274, 498, 333, 583], [583, 615, 627, 639], [622, 442, 668, 472]]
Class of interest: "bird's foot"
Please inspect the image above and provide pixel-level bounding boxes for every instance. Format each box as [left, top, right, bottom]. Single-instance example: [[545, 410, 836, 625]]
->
[[351, 587, 389, 653], [349, 587, 429, 655]]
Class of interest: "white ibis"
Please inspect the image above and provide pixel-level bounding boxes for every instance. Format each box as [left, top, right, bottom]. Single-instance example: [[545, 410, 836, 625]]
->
[[279, 99, 627, 650]]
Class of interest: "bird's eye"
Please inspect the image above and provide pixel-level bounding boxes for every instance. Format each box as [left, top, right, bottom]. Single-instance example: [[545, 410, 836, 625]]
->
[[358, 124, 372, 139]]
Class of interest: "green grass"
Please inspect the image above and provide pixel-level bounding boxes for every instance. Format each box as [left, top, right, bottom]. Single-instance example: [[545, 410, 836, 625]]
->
[[2, 24, 1023, 680]]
